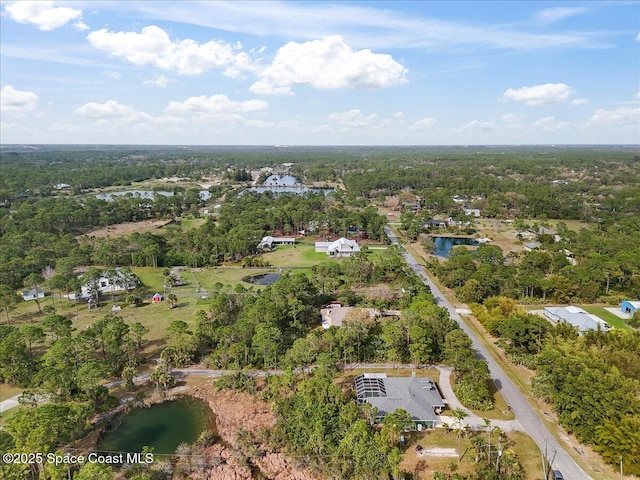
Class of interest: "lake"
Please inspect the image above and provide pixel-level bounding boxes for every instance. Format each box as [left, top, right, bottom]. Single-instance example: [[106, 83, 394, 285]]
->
[[98, 397, 215, 455], [432, 236, 480, 258], [263, 174, 299, 185], [244, 273, 282, 285]]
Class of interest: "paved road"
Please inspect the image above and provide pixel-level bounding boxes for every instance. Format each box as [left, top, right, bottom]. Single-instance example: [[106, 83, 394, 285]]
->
[[0, 396, 20, 413], [385, 226, 591, 479]]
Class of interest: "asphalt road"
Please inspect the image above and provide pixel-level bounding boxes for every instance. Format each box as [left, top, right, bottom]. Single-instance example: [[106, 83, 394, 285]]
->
[[384, 226, 592, 480]]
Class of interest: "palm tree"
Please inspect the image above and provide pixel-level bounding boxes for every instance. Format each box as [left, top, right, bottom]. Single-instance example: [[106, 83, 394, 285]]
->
[[450, 408, 469, 459], [167, 293, 178, 309]]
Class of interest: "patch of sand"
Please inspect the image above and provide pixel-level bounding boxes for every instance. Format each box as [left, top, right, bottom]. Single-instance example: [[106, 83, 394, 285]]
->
[[418, 447, 458, 458], [80, 219, 172, 238]]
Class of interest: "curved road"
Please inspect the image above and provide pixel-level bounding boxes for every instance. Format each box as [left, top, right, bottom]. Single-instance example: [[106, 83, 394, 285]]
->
[[385, 227, 591, 479]]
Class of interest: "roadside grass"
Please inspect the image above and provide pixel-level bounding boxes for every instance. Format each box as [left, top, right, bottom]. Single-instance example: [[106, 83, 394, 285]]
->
[[0, 404, 22, 427], [0, 383, 22, 402]]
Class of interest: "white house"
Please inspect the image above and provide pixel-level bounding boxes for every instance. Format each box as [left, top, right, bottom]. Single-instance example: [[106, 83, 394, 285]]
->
[[463, 208, 481, 218], [257, 236, 296, 250], [22, 289, 45, 301], [70, 268, 138, 300], [315, 237, 361, 257]]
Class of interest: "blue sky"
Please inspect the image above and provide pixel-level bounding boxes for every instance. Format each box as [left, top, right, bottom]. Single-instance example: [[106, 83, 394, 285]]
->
[[1, 0, 639, 145]]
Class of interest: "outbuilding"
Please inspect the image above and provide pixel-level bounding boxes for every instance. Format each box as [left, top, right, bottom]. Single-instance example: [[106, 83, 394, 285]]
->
[[152, 293, 163, 303], [21, 289, 45, 301], [621, 300, 640, 316]]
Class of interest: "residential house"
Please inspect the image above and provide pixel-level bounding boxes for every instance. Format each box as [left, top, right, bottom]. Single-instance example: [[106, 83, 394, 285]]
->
[[321, 305, 377, 329], [523, 242, 542, 251], [425, 219, 447, 229], [463, 208, 481, 218], [315, 237, 361, 257], [257, 236, 296, 250], [355, 373, 445, 429], [621, 300, 640, 316], [22, 289, 45, 302], [70, 268, 138, 300], [544, 306, 609, 333]]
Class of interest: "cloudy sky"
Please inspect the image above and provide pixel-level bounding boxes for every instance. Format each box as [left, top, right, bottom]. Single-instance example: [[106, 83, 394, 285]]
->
[[1, 0, 639, 145]]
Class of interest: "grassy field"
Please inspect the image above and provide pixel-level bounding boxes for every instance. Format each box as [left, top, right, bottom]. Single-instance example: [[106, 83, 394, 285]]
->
[[583, 306, 631, 330], [0, 383, 22, 402], [399, 428, 543, 480]]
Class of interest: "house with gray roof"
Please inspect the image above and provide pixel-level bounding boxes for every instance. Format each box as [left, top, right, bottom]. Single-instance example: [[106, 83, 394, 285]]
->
[[355, 373, 445, 429], [257, 236, 295, 250], [544, 306, 609, 333]]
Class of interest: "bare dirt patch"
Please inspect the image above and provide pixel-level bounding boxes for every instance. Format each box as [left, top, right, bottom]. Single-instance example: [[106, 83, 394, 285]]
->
[[80, 219, 172, 238], [192, 384, 321, 480]]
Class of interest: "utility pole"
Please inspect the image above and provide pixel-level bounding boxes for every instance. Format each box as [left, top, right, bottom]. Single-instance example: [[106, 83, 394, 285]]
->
[[541, 437, 548, 480], [620, 456, 623, 480]]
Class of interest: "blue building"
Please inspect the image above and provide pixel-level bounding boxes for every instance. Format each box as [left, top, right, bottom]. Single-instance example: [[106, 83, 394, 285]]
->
[[621, 300, 640, 316]]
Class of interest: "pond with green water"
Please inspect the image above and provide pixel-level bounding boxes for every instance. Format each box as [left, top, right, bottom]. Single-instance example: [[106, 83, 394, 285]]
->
[[99, 397, 215, 455]]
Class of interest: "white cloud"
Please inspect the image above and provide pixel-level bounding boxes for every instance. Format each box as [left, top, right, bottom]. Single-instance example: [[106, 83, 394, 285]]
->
[[532, 116, 570, 131], [328, 109, 378, 127], [74, 21, 89, 31], [571, 98, 589, 106], [500, 113, 524, 123], [75, 100, 150, 122], [87, 25, 254, 76], [535, 7, 588, 24], [463, 120, 496, 131], [144, 74, 170, 88], [0, 85, 39, 113], [4, 1, 83, 31], [250, 35, 408, 95], [502, 83, 574, 106], [412, 117, 438, 129], [105, 71, 122, 80], [636, 32, 640, 42], [589, 107, 640, 128], [167, 94, 268, 114]]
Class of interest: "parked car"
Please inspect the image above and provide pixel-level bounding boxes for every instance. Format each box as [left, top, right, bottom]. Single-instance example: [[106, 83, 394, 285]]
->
[[552, 470, 564, 480]]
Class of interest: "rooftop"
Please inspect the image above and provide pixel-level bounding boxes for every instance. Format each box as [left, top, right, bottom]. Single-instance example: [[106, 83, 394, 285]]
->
[[355, 373, 445, 424]]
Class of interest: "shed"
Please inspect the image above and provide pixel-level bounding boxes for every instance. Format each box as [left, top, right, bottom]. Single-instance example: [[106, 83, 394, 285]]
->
[[22, 289, 45, 301], [152, 293, 163, 303], [621, 300, 640, 316]]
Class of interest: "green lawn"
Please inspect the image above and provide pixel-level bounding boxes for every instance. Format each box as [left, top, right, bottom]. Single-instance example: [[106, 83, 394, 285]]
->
[[0, 405, 22, 427], [582, 306, 631, 331], [0, 383, 22, 402]]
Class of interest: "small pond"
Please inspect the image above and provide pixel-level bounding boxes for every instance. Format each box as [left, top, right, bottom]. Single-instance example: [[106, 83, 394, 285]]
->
[[95, 190, 211, 201], [432, 236, 479, 258], [244, 273, 282, 285], [98, 397, 215, 455]]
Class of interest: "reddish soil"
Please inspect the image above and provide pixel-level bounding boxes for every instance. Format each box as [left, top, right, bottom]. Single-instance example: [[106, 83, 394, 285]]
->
[[191, 386, 321, 480]]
